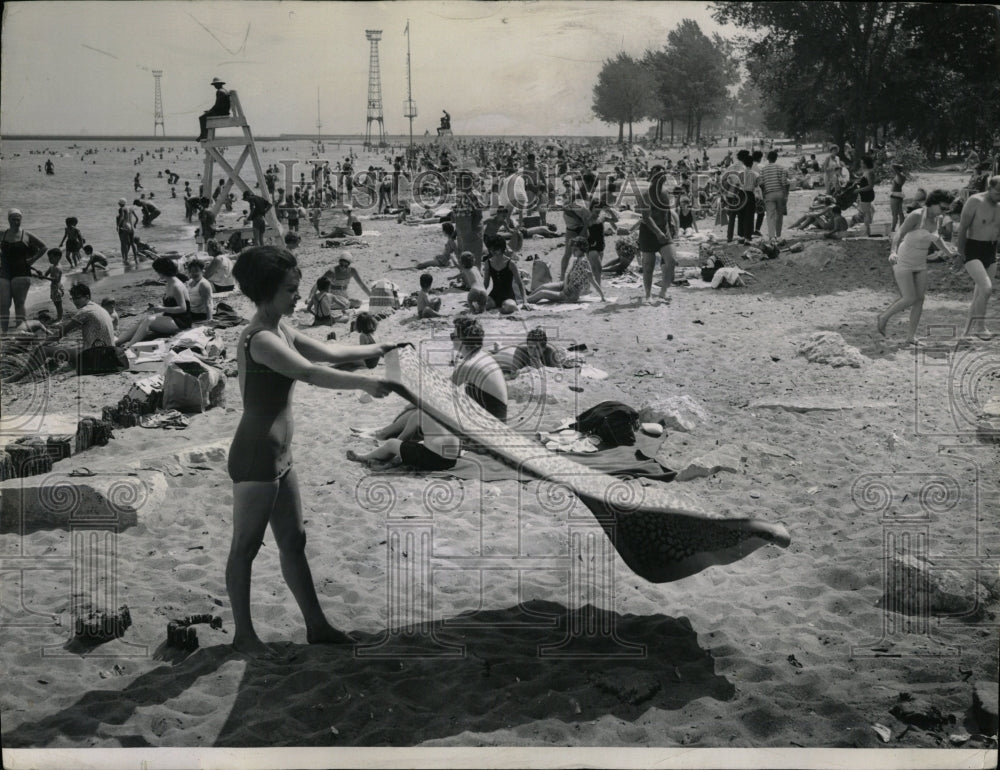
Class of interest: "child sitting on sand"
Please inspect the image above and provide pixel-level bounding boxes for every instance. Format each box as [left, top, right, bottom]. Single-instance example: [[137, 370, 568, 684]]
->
[[413, 222, 460, 270], [823, 206, 849, 240], [458, 252, 489, 313], [80, 245, 109, 278], [416, 273, 444, 318], [677, 197, 698, 237], [494, 326, 583, 376], [100, 298, 119, 336], [308, 276, 347, 326], [355, 311, 381, 369]]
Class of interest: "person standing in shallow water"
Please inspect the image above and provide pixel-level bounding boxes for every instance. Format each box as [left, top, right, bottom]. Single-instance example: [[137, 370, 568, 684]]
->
[[225, 246, 409, 659], [1, 209, 47, 333], [115, 198, 139, 267]]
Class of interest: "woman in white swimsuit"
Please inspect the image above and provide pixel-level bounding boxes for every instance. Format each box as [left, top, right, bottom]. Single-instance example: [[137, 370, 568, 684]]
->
[[877, 189, 954, 346]]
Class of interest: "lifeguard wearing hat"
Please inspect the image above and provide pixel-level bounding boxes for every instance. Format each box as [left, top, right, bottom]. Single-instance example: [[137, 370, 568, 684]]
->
[[198, 76, 232, 141]]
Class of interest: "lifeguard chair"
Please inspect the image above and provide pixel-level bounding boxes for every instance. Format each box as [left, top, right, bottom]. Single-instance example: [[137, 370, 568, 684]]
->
[[201, 91, 283, 246]]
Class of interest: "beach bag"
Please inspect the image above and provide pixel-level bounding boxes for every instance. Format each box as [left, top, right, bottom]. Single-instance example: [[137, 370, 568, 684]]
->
[[530, 259, 553, 291], [79, 342, 129, 376], [368, 280, 400, 319], [163, 360, 225, 413], [572, 401, 640, 448], [75, 417, 114, 453]]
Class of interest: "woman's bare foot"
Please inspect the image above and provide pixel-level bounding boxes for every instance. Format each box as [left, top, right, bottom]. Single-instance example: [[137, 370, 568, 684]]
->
[[307, 622, 355, 645], [232, 634, 280, 660]]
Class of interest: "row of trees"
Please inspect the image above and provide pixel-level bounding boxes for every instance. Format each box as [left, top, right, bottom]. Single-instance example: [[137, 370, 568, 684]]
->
[[712, 2, 1000, 159], [592, 20, 736, 145]]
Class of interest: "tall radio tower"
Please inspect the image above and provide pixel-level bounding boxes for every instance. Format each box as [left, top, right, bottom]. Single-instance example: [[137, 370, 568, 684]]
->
[[152, 70, 165, 137], [364, 30, 387, 148]]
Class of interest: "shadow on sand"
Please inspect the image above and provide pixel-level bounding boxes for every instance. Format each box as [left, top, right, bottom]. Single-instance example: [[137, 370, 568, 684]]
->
[[4, 600, 735, 748]]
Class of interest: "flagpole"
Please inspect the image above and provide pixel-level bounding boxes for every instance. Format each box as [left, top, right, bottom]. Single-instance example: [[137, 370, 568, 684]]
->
[[405, 19, 414, 159]]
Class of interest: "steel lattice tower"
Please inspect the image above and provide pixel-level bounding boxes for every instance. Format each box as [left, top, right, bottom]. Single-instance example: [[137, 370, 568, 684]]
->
[[364, 30, 386, 148], [152, 71, 165, 137]]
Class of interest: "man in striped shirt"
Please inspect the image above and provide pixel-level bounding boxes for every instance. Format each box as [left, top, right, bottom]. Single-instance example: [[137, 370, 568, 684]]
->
[[759, 150, 790, 242]]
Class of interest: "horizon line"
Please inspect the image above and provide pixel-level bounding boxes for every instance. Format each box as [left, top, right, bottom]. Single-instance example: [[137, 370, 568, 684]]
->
[[1, 133, 619, 142]]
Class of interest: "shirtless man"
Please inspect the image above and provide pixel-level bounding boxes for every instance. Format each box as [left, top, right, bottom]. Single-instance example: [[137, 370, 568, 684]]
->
[[956, 175, 1000, 338]]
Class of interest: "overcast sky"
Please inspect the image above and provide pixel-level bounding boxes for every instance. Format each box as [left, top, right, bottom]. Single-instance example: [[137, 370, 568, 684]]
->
[[1, 1, 735, 137]]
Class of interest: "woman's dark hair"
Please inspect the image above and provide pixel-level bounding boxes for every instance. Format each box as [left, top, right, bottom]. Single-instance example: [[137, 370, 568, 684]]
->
[[233, 246, 302, 304], [862, 155, 874, 169], [924, 189, 953, 208], [355, 311, 378, 335], [485, 234, 506, 253], [458, 318, 484, 351], [151, 256, 179, 277], [571, 235, 589, 252], [526, 327, 548, 345], [442, 221, 455, 236]]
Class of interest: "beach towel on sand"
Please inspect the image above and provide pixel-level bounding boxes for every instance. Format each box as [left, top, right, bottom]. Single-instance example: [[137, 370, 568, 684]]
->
[[383, 347, 790, 583]]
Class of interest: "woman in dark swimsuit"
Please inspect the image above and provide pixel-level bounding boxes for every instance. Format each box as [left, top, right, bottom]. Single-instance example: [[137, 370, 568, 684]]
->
[[226, 245, 404, 659], [1, 209, 48, 333], [482, 234, 529, 313], [586, 194, 617, 288], [116, 257, 193, 349]]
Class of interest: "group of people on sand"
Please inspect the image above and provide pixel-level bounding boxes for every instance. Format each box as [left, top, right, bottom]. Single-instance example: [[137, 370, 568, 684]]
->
[[877, 177, 1000, 345], [6, 83, 1000, 663], [221, 237, 604, 657]]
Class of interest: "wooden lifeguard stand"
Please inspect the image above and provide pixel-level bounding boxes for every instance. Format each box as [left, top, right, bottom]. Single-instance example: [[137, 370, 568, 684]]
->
[[201, 91, 282, 245]]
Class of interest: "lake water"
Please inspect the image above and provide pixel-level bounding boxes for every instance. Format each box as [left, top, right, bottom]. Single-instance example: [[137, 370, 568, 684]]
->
[[0, 138, 402, 264]]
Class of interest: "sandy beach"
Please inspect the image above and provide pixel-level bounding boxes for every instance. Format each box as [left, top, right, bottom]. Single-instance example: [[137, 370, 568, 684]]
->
[[2, 133, 998, 770]]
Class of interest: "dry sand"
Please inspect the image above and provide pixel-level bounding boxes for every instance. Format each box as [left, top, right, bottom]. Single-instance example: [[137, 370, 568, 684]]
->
[[1, 168, 998, 766]]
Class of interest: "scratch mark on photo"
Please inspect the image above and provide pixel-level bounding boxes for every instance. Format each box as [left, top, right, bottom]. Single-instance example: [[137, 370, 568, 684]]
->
[[81, 44, 119, 60], [187, 14, 251, 56]]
